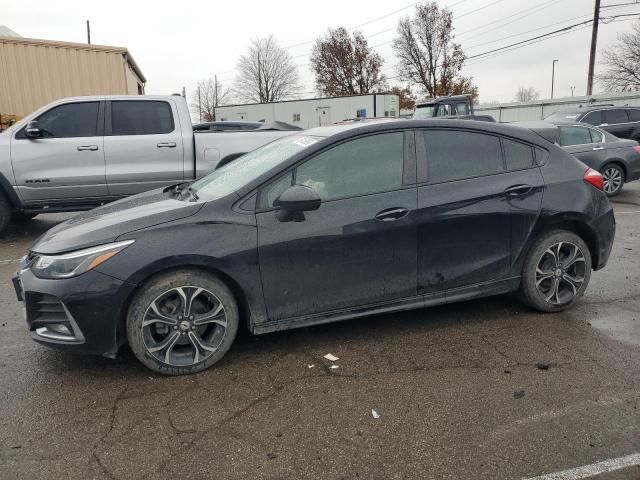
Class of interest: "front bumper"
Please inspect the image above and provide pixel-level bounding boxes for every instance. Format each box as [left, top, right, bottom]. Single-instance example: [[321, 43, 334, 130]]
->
[[12, 268, 134, 357]]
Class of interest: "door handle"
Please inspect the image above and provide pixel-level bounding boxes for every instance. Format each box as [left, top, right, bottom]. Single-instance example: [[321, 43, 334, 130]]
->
[[504, 184, 532, 197], [592, 146, 603, 151], [157, 142, 177, 148], [375, 207, 409, 222], [77, 145, 98, 151]]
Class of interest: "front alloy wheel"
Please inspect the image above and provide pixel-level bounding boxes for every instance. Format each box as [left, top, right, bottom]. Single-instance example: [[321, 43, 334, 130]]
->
[[601, 165, 624, 196], [127, 271, 239, 375]]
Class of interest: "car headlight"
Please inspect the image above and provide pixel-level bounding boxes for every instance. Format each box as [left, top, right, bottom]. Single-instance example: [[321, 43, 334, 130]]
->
[[30, 240, 135, 279]]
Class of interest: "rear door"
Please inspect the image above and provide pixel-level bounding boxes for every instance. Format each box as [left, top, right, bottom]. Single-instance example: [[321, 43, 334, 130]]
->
[[104, 99, 184, 196], [415, 128, 543, 294], [11, 101, 107, 202], [603, 109, 632, 139], [558, 125, 608, 170]]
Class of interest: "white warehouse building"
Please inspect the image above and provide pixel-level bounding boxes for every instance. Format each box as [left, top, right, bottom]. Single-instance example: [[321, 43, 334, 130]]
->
[[214, 93, 399, 129]]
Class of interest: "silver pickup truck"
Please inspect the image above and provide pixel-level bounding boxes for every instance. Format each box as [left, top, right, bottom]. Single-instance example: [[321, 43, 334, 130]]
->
[[0, 95, 294, 232]]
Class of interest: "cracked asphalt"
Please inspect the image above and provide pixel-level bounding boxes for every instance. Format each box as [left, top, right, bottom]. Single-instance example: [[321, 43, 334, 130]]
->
[[1, 186, 639, 480]]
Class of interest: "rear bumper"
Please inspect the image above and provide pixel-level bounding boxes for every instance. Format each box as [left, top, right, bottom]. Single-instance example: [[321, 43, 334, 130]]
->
[[590, 206, 615, 270], [12, 268, 134, 357]]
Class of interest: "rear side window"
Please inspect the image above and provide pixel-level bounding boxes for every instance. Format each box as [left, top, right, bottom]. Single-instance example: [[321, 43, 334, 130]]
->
[[502, 139, 534, 170], [558, 126, 592, 146], [423, 130, 503, 183], [31, 102, 99, 138], [588, 128, 605, 143], [604, 109, 629, 125], [628, 109, 640, 122], [111, 101, 174, 136], [581, 111, 602, 126]]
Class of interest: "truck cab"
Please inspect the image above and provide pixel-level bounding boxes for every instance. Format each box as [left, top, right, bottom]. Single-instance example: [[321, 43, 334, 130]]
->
[[413, 95, 474, 119]]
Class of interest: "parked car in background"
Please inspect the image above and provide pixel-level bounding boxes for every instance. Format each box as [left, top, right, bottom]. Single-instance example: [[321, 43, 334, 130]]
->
[[0, 95, 297, 233], [545, 105, 640, 142], [523, 120, 640, 196], [413, 94, 495, 122], [13, 119, 614, 375], [193, 121, 262, 132]]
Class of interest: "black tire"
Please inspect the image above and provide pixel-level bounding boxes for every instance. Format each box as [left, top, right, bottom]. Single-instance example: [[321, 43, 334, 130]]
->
[[0, 196, 11, 234], [520, 230, 592, 313], [127, 269, 239, 375], [12, 212, 38, 222], [600, 163, 625, 197]]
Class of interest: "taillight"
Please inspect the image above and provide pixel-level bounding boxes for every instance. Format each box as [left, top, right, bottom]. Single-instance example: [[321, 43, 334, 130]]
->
[[584, 168, 604, 190], [633, 145, 640, 154]]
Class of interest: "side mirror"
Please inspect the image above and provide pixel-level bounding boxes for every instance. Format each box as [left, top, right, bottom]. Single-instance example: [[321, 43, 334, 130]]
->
[[25, 121, 41, 138], [274, 185, 321, 222]]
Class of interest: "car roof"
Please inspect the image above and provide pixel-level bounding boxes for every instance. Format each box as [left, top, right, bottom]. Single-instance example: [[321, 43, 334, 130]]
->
[[304, 118, 552, 146], [551, 105, 640, 115]]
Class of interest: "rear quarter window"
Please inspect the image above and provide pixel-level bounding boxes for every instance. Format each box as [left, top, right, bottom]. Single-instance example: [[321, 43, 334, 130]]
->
[[502, 138, 534, 170], [628, 109, 640, 122]]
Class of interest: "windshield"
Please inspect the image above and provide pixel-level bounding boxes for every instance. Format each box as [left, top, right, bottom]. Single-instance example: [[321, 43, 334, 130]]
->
[[190, 134, 321, 199], [544, 112, 580, 122], [413, 105, 436, 119]]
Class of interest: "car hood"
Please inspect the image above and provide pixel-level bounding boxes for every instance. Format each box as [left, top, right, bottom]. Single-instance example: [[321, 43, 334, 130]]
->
[[31, 188, 204, 254]]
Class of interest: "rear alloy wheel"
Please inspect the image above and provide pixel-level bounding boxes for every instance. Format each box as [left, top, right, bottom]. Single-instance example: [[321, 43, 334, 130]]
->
[[601, 164, 624, 197], [521, 230, 592, 312], [127, 270, 238, 375]]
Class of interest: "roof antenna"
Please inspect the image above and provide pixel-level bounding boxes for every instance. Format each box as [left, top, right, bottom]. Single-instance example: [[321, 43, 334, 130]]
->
[[86, 20, 91, 44]]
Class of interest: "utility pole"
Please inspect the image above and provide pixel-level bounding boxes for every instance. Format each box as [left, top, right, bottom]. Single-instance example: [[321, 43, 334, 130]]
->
[[198, 87, 202, 122], [257, 52, 263, 103], [213, 74, 218, 121], [86, 20, 91, 44], [551, 59, 558, 99], [587, 0, 600, 96], [181, 86, 186, 98]]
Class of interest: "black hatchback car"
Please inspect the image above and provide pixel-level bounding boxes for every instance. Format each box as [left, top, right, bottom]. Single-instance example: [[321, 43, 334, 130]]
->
[[545, 105, 640, 141], [13, 120, 615, 375]]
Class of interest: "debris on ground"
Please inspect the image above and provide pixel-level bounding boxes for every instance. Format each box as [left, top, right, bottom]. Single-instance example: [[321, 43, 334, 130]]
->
[[536, 362, 551, 370], [329, 365, 339, 370], [307, 364, 315, 369], [514, 390, 525, 399], [267, 453, 278, 460], [371, 409, 380, 419], [324, 353, 339, 361], [504, 369, 511, 374]]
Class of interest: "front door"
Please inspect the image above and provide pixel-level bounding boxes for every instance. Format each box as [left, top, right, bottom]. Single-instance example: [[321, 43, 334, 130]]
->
[[256, 131, 417, 321], [11, 101, 107, 203], [104, 99, 184, 196]]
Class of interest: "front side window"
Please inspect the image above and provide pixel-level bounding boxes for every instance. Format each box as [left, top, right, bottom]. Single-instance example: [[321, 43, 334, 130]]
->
[[582, 111, 603, 126], [437, 104, 452, 117], [558, 126, 593, 146], [413, 105, 436, 119], [604, 109, 629, 125], [293, 132, 405, 201], [30, 102, 99, 138], [423, 130, 503, 183], [111, 101, 174, 136]]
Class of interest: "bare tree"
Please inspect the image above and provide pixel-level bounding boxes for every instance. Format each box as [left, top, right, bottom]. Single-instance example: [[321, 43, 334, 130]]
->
[[190, 77, 231, 122], [311, 27, 386, 96], [392, 1, 478, 100], [598, 21, 640, 92], [515, 86, 540, 102], [390, 85, 416, 110], [234, 35, 300, 103]]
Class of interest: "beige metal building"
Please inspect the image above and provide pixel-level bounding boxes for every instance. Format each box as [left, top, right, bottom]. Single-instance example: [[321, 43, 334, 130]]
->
[[0, 35, 146, 120]]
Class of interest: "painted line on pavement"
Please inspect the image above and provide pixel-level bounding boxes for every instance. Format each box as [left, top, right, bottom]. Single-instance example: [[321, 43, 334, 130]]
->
[[523, 453, 640, 480]]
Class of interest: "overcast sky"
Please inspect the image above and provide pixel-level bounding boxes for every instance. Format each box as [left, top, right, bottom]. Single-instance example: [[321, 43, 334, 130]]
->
[[3, 0, 638, 104]]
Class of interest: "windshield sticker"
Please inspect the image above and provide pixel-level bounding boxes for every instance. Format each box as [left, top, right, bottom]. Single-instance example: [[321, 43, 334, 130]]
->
[[293, 137, 319, 148]]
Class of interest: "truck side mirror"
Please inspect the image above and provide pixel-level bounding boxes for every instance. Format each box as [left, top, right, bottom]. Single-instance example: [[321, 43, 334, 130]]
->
[[25, 121, 41, 139]]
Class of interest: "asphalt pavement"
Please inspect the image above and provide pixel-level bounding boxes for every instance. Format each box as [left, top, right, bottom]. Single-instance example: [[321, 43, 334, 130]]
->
[[0, 185, 639, 480]]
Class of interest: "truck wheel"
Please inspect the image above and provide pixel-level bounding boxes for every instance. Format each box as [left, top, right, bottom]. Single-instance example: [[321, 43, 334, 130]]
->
[[0, 196, 11, 234], [127, 269, 239, 375], [520, 230, 591, 313], [12, 212, 38, 222]]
